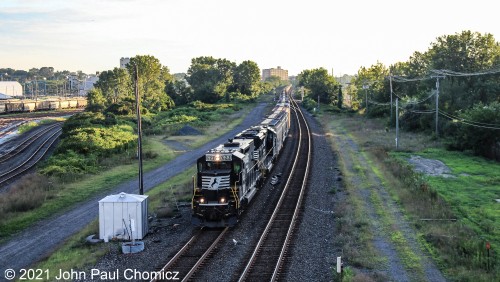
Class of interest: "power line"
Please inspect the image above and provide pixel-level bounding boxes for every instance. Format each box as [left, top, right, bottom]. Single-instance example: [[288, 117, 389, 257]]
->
[[438, 110, 500, 129], [368, 99, 391, 106], [400, 92, 436, 106], [439, 111, 500, 130], [431, 67, 500, 77]]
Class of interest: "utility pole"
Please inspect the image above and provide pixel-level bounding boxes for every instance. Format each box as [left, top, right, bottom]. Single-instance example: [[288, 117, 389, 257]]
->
[[432, 75, 445, 138], [317, 94, 320, 110], [396, 97, 399, 149], [134, 64, 144, 195], [363, 83, 369, 114], [389, 74, 393, 121], [34, 76, 38, 109]]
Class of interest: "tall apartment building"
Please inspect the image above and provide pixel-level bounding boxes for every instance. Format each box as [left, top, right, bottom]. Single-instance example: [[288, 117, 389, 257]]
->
[[262, 66, 289, 81], [120, 57, 130, 69]]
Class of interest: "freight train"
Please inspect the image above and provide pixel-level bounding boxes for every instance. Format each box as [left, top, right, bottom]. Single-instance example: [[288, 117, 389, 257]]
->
[[0, 97, 87, 114], [191, 92, 291, 227]]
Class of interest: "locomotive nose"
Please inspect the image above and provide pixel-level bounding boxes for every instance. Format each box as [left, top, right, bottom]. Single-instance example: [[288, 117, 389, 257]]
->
[[209, 210, 218, 221]]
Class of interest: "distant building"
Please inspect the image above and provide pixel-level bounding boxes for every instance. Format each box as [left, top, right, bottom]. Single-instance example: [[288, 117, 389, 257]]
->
[[0, 81, 23, 97], [120, 57, 130, 69], [79, 75, 99, 96], [262, 66, 289, 81]]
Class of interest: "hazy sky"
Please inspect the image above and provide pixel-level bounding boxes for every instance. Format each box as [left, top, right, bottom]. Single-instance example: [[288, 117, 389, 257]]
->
[[1, 0, 499, 76]]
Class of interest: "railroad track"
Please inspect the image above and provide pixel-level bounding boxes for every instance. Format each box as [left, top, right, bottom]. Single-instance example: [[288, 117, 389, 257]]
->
[[0, 124, 62, 186], [151, 227, 228, 282], [238, 98, 311, 281], [0, 122, 62, 163], [151, 98, 310, 282]]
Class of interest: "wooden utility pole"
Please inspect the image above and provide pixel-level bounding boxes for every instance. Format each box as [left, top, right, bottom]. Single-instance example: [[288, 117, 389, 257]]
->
[[396, 97, 399, 149], [432, 75, 445, 138], [389, 74, 393, 121], [134, 64, 144, 195]]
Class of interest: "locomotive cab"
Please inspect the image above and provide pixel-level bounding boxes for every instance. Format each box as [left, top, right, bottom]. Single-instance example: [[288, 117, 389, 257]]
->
[[192, 148, 242, 227]]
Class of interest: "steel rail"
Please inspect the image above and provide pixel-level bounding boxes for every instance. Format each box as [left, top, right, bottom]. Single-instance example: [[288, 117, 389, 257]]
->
[[238, 98, 311, 282], [150, 227, 228, 282], [0, 122, 62, 163], [0, 127, 61, 185], [271, 98, 312, 281]]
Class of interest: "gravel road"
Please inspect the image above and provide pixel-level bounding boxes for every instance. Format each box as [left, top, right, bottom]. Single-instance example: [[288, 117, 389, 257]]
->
[[0, 103, 268, 278]]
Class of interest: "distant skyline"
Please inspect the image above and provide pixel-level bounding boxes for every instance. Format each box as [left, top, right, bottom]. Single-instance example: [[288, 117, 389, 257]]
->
[[1, 0, 499, 76]]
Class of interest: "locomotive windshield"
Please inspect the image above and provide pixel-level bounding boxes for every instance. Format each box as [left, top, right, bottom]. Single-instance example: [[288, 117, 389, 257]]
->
[[198, 161, 232, 172]]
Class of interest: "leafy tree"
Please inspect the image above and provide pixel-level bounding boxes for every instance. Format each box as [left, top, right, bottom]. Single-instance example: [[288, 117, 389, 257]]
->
[[232, 60, 261, 96], [127, 55, 175, 113], [448, 102, 500, 159], [166, 79, 192, 106], [186, 56, 236, 103], [39, 67, 54, 79], [94, 67, 132, 106], [86, 88, 106, 112], [298, 68, 339, 104], [265, 75, 287, 88]]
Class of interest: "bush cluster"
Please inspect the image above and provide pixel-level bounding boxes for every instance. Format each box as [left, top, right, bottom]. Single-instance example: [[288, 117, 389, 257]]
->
[[40, 112, 136, 177], [145, 101, 239, 135]]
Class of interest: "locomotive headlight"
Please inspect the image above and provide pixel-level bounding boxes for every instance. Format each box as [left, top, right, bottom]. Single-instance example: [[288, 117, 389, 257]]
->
[[199, 197, 205, 204], [219, 197, 226, 203], [215, 154, 220, 161]]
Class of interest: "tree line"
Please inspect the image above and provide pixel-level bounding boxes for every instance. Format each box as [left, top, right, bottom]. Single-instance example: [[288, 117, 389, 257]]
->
[[86, 55, 285, 115], [298, 31, 500, 160]]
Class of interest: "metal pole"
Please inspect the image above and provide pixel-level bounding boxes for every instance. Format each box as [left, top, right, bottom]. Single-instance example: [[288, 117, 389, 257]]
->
[[396, 97, 399, 149], [435, 77, 440, 138], [134, 64, 144, 195]]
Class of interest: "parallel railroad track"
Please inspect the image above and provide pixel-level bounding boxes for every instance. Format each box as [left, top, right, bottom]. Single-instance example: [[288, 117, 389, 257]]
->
[[151, 98, 310, 282], [0, 123, 62, 187], [0, 122, 62, 163], [238, 98, 311, 281], [151, 227, 228, 282]]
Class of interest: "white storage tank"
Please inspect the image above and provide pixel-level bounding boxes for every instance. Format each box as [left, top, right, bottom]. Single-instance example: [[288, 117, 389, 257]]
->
[[99, 192, 148, 241]]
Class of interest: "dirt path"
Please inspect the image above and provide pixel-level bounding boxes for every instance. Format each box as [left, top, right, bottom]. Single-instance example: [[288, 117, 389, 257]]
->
[[326, 117, 446, 281], [0, 103, 268, 277]]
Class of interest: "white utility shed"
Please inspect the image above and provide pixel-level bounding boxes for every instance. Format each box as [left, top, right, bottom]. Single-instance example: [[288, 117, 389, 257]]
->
[[99, 192, 148, 241]]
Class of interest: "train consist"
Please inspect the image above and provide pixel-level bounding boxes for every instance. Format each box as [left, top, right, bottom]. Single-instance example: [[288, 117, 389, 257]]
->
[[0, 97, 87, 114], [192, 93, 291, 227]]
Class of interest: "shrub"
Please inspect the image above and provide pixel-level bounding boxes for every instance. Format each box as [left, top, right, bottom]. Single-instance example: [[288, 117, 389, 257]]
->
[[448, 102, 500, 160], [0, 174, 52, 215]]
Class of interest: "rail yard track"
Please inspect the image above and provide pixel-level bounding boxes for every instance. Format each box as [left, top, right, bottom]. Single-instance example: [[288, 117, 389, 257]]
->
[[0, 122, 62, 187]]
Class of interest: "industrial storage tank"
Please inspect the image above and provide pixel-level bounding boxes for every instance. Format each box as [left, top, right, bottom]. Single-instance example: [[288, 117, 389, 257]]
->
[[98, 192, 148, 241]]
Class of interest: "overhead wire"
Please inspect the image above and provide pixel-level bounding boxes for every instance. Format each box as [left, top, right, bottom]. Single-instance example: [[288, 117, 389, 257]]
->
[[439, 111, 500, 130], [438, 110, 500, 127]]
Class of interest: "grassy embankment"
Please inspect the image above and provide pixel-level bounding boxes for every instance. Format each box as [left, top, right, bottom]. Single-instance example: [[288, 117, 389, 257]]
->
[[320, 106, 498, 281], [0, 102, 257, 242], [17, 119, 63, 134]]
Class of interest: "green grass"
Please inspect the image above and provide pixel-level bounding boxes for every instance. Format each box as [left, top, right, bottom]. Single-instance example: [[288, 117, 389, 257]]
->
[[391, 148, 500, 246], [33, 220, 106, 282], [17, 119, 61, 134], [323, 110, 499, 281]]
